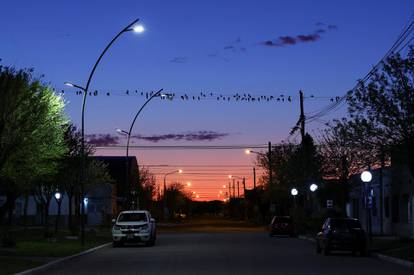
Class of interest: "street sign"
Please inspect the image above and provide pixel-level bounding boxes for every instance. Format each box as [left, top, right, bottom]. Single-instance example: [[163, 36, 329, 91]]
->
[[326, 200, 333, 208]]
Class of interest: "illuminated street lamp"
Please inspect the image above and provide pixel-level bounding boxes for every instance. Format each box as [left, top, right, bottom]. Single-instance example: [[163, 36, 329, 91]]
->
[[291, 188, 298, 208], [186, 182, 192, 187], [309, 184, 318, 192], [116, 89, 167, 210], [361, 171, 372, 183], [54, 191, 63, 234], [64, 18, 144, 245], [361, 170, 373, 243]]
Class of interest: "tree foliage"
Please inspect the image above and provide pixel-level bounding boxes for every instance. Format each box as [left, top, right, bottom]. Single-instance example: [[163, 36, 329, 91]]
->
[[345, 48, 414, 176]]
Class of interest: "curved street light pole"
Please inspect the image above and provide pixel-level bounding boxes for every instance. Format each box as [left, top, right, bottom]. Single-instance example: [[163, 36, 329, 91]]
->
[[64, 18, 141, 245], [163, 169, 182, 220], [119, 88, 165, 210]]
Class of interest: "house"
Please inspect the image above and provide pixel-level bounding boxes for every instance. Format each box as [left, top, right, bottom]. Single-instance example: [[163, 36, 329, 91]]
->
[[4, 155, 139, 227], [347, 156, 414, 238]]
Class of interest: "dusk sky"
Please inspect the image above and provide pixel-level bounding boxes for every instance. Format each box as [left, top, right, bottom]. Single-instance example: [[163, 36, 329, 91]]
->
[[2, 0, 414, 200]]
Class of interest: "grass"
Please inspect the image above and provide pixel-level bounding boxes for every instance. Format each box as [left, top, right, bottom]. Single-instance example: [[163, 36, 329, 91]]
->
[[0, 227, 111, 274], [0, 257, 44, 275]]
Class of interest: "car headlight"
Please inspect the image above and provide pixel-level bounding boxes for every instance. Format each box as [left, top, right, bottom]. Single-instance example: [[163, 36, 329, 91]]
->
[[113, 225, 121, 231], [140, 225, 149, 233]]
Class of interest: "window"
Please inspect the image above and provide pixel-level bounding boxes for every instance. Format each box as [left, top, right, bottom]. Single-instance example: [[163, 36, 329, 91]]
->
[[117, 212, 148, 222], [384, 196, 390, 218]]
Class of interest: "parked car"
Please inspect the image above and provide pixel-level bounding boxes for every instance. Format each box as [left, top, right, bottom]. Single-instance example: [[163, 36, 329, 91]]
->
[[316, 218, 367, 256], [269, 216, 295, 237], [111, 210, 156, 247]]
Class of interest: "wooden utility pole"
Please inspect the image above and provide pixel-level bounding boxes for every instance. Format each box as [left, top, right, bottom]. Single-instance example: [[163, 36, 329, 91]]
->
[[299, 90, 305, 142], [237, 181, 240, 198], [253, 167, 256, 189], [268, 142, 272, 186]]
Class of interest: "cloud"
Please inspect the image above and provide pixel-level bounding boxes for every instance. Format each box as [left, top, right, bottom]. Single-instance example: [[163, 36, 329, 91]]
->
[[259, 23, 337, 48], [87, 134, 120, 146], [170, 56, 188, 64], [133, 131, 230, 142]]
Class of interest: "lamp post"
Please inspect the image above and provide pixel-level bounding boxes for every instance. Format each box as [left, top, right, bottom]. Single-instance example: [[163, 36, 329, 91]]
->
[[291, 188, 298, 208], [64, 18, 144, 245], [163, 169, 182, 219], [361, 170, 373, 244], [54, 191, 63, 234], [116, 88, 167, 210], [228, 175, 245, 198]]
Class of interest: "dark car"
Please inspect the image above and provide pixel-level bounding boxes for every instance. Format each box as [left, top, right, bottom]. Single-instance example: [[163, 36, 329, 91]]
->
[[269, 216, 295, 237], [316, 218, 367, 256]]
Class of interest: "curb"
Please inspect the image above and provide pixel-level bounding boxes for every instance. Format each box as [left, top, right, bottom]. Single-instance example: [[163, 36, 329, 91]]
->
[[298, 235, 315, 242], [298, 235, 413, 269], [15, 242, 111, 275], [373, 253, 414, 269]]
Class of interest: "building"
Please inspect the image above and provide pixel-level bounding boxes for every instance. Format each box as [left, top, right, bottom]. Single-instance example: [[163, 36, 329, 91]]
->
[[2, 156, 138, 227], [347, 159, 414, 238]]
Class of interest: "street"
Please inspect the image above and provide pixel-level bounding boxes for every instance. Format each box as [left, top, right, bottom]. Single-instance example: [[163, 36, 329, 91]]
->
[[40, 232, 412, 275]]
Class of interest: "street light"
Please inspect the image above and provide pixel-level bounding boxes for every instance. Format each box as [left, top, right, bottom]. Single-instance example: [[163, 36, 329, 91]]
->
[[186, 182, 192, 187], [54, 191, 63, 234], [291, 188, 298, 208], [64, 18, 144, 245], [361, 170, 373, 244], [361, 171, 372, 183], [163, 169, 183, 194], [116, 88, 167, 210], [309, 183, 318, 192]]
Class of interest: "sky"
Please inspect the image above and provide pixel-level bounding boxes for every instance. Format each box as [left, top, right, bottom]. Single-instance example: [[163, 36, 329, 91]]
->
[[2, 0, 414, 200]]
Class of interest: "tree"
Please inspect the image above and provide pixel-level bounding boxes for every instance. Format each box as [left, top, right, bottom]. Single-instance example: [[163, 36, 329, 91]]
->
[[138, 167, 157, 209], [346, 48, 414, 177], [58, 124, 112, 231], [0, 66, 67, 225]]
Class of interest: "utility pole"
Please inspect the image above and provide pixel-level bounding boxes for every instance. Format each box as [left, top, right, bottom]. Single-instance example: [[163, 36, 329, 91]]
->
[[237, 181, 240, 198], [299, 90, 305, 142], [228, 181, 232, 199], [268, 142, 272, 186], [242, 177, 246, 197], [232, 178, 236, 198], [253, 167, 256, 189]]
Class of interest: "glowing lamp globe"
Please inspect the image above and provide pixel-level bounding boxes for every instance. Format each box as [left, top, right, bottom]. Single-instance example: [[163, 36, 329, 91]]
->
[[361, 171, 372, 183], [291, 188, 298, 196], [310, 184, 318, 192]]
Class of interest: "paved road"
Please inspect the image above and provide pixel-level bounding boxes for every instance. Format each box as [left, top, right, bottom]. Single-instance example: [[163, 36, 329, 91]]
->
[[42, 232, 412, 275]]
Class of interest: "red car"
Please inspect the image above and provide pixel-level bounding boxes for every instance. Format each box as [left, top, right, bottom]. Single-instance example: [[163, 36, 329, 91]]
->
[[269, 216, 295, 237]]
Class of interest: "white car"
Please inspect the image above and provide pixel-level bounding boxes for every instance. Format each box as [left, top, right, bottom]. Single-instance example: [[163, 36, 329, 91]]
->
[[111, 210, 156, 247]]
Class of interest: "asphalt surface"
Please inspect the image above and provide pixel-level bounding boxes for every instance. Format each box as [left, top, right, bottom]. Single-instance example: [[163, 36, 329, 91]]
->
[[40, 232, 412, 275]]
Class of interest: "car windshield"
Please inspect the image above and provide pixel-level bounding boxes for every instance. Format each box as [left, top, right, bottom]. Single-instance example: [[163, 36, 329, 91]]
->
[[331, 219, 361, 229], [117, 213, 147, 223]]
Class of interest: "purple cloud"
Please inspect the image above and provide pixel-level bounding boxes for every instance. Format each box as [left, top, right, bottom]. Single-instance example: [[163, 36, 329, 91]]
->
[[260, 23, 337, 48], [297, 34, 320, 42], [133, 131, 230, 143], [87, 134, 120, 146]]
